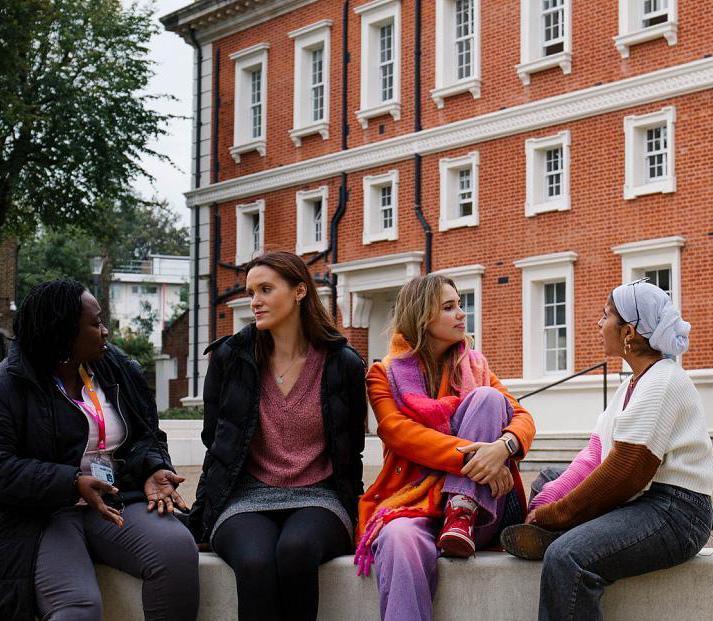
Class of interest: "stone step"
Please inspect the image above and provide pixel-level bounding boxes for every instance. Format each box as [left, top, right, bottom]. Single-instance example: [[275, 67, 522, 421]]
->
[[97, 550, 713, 620]]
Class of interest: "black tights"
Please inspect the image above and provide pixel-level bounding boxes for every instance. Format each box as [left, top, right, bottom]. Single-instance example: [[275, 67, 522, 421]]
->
[[212, 507, 352, 621]]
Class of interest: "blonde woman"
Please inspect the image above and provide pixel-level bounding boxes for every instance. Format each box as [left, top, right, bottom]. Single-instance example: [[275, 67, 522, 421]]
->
[[354, 274, 536, 621]]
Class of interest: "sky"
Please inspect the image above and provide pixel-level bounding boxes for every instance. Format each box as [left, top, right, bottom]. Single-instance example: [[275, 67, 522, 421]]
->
[[132, 0, 194, 227]]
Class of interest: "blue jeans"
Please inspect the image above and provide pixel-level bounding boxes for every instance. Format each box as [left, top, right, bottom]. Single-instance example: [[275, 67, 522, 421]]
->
[[537, 475, 712, 621]]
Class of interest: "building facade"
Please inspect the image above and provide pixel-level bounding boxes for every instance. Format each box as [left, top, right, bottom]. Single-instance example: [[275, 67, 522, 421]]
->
[[163, 0, 713, 437], [110, 254, 190, 349]]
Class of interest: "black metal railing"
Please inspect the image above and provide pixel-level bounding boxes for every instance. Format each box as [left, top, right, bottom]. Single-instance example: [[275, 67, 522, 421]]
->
[[517, 361, 609, 411]]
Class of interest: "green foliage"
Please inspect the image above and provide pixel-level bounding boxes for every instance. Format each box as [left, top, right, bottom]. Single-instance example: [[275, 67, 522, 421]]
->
[[159, 406, 204, 420], [167, 282, 189, 326], [111, 329, 155, 370], [0, 0, 172, 236], [131, 299, 158, 339], [16, 199, 188, 306]]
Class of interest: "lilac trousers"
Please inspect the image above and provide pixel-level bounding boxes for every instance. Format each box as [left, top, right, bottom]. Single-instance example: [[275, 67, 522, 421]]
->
[[372, 386, 513, 621]]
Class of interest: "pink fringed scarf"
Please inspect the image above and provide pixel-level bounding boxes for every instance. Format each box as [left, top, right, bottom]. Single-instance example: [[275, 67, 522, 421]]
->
[[354, 334, 489, 576]]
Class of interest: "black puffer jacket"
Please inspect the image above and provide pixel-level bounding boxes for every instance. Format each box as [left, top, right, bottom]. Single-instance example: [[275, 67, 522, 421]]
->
[[0, 343, 174, 620], [187, 324, 367, 544]]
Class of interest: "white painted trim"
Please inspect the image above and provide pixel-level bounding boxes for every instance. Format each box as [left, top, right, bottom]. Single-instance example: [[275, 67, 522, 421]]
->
[[330, 251, 424, 328], [231, 44, 269, 162], [612, 235, 684, 320], [228, 42, 270, 61], [623, 105, 676, 199], [295, 186, 329, 255], [517, 0, 572, 86], [432, 264, 485, 351], [185, 58, 713, 206], [235, 199, 266, 264], [432, 0, 481, 108], [615, 0, 678, 59], [362, 170, 399, 245], [163, 0, 319, 45], [438, 152, 480, 231], [288, 19, 334, 39], [289, 21, 331, 146], [355, 0, 401, 128], [515, 251, 577, 379], [525, 130, 571, 217]]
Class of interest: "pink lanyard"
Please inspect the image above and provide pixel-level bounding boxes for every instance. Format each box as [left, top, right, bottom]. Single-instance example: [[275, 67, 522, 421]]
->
[[55, 366, 107, 450]]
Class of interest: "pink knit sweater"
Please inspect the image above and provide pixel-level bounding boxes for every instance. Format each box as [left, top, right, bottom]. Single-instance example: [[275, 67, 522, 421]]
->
[[246, 346, 333, 487]]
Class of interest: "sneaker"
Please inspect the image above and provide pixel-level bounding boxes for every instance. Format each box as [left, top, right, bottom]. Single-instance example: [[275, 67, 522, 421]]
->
[[437, 498, 477, 558], [500, 524, 561, 560]]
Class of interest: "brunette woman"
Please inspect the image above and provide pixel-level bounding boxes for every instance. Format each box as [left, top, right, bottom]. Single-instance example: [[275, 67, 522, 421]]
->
[[355, 274, 536, 621], [188, 251, 366, 621]]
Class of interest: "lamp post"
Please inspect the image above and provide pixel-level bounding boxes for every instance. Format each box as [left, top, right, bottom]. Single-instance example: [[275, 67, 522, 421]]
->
[[89, 256, 105, 299]]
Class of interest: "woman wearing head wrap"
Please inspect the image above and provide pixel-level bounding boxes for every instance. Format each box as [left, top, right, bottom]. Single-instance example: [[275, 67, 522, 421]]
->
[[501, 280, 713, 620]]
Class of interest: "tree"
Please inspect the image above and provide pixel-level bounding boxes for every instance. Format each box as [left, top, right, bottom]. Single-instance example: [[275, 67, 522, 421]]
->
[[0, 0, 172, 235], [16, 199, 189, 327]]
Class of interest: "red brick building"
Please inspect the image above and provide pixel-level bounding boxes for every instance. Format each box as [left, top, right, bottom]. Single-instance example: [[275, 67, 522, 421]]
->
[[163, 0, 713, 435]]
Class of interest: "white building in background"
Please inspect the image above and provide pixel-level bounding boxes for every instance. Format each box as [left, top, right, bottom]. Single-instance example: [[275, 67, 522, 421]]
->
[[110, 255, 190, 349]]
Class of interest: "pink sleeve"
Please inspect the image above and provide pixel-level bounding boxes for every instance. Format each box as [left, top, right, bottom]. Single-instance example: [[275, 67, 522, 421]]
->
[[528, 434, 602, 511]]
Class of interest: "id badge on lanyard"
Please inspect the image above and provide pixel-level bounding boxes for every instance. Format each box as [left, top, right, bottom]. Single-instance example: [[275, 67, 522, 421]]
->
[[90, 455, 115, 485]]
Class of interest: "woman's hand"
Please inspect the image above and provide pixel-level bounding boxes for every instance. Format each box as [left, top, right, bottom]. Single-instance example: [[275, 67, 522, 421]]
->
[[488, 465, 514, 498], [76, 475, 124, 528], [457, 440, 510, 484], [144, 469, 189, 515], [525, 510, 537, 524]]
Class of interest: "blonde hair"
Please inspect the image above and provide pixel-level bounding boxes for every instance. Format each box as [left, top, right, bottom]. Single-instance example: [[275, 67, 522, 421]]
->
[[391, 274, 469, 397]]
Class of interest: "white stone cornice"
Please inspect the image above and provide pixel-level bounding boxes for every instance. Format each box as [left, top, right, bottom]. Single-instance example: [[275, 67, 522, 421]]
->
[[612, 236, 686, 255], [186, 58, 713, 207]]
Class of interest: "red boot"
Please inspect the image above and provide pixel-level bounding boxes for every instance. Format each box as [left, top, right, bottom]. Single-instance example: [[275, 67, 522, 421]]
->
[[437, 496, 477, 558]]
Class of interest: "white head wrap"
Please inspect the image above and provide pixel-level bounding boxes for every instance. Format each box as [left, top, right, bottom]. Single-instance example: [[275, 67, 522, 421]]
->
[[611, 282, 690, 356]]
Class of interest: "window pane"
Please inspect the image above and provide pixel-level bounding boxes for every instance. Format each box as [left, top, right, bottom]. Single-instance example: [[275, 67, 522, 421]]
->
[[546, 350, 557, 372], [645, 125, 667, 182], [557, 348, 567, 370], [555, 304, 566, 325], [545, 305, 555, 326], [455, 0, 475, 80], [379, 23, 394, 102], [555, 281, 565, 301], [545, 328, 557, 349], [544, 283, 554, 304], [558, 327, 567, 349]]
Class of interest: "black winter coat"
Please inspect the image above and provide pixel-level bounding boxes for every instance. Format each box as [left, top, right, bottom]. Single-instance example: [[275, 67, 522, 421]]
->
[[187, 324, 367, 544], [0, 343, 174, 620]]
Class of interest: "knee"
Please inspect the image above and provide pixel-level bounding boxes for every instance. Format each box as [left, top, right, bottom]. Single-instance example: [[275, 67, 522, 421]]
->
[[472, 386, 507, 407], [276, 533, 321, 575], [145, 521, 199, 577], [542, 538, 579, 579]]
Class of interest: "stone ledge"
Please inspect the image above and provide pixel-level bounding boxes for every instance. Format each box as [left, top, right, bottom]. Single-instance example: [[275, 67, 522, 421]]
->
[[97, 550, 713, 620]]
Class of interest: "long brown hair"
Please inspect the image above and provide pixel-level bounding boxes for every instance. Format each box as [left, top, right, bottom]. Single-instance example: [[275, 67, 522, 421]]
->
[[245, 251, 342, 369], [391, 274, 469, 397]]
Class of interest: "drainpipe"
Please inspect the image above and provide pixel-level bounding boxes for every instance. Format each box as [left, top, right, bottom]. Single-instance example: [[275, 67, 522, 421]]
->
[[188, 27, 202, 397], [210, 49, 221, 343], [412, 0, 432, 273]]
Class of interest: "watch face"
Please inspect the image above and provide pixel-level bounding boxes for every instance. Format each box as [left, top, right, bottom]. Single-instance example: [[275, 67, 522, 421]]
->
[[505, 438, 516, 455]]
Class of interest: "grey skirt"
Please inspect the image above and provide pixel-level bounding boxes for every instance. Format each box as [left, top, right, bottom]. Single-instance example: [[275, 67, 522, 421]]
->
[[211, 472, 353, 544]]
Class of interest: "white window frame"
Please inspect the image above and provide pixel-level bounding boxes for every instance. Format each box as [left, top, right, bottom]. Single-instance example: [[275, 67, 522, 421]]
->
[[295, 186, 329, 255], [525, 130, 571, 217], [431, 0, 481, 108], [288, 20, 332, 147], [355, 0, 402, 128], [439, 152, 480, 231], [614, 0, 677, 58], [516, 0, 572, 86], [229, 43, 269, 163], [363, 169, 399, 245], [432, 264, 485, 351], [514, 251, 577, 379], [235, 199, 266, 264], [623, 106, 676, 200], [612, 236, 684, 312]]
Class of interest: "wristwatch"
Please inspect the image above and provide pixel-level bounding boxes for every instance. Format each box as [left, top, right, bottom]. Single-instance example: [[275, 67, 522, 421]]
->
[[500, 435, 518, 456]]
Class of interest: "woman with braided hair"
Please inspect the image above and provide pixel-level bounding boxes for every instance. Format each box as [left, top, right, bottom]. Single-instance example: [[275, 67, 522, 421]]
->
[[0, 279, 199, 620]]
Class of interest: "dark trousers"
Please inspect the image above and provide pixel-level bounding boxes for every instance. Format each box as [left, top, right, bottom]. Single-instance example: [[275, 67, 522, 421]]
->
[[34, 503, 199, 621], [212, 506, 351, 621]]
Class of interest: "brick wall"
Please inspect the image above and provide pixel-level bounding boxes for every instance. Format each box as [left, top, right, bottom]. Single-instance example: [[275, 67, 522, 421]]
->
[[200, 0, 713, 380]]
